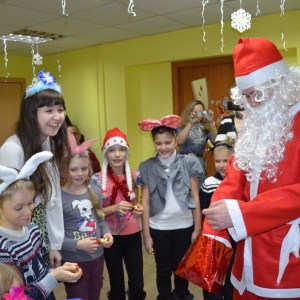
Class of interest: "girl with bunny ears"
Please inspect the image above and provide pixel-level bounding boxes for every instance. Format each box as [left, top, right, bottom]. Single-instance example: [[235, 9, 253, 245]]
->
[[92, 128, 146, 300], [0, 152, 82, 300], [61, 134, 113, 300], [138, 115, 203, 300]]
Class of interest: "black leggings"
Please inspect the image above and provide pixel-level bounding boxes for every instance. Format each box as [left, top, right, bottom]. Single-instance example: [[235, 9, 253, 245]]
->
[[150, 226, 194, 299], [104, 232, 146, 300]]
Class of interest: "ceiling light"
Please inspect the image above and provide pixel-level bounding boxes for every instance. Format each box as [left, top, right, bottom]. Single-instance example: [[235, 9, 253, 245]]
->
[[0, 29, 63, 44]]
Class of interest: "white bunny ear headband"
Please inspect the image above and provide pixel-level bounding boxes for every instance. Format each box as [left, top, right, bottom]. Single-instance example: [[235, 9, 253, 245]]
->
[[0, 151, 53, 194]]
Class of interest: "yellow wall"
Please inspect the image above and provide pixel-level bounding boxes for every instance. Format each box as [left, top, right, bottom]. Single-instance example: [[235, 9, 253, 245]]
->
[[125, 62, 173, 164], [0, 56, 32, 86], [1, 10, 300, 169]]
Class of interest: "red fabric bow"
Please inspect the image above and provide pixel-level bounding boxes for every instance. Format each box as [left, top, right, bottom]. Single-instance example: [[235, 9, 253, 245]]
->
[[138, 115, 181, 132]]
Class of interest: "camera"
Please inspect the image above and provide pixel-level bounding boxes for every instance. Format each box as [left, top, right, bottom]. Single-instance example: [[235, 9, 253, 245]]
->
[[196, 110, 207, 118]]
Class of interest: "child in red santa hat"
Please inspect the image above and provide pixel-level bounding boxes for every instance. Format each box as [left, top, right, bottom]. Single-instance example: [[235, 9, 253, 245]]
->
[[92, 128, 146, 300]]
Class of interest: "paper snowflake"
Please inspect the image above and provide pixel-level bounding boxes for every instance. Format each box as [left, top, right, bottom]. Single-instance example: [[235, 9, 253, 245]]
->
[[32, 53, 43, 65], [231, 8, 251, 33]]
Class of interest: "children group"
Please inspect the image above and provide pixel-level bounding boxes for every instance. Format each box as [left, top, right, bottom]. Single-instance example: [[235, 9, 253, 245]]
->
[[0, 70, 233, 300]]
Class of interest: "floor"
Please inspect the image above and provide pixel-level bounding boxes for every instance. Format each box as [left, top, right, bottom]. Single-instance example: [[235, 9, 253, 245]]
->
[[54, 246, 204, 300]]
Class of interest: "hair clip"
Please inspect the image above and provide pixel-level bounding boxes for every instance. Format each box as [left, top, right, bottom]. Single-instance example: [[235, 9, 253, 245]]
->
[[25, 70, 62, 98], [0, 151, 53, 194], [68, 132, 98, 155], [138, 115, 182, 132], [206, 139, 214, 152]]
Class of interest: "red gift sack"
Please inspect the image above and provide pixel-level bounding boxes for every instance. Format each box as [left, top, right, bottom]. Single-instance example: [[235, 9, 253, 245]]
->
[[175, 234, 234, 294]]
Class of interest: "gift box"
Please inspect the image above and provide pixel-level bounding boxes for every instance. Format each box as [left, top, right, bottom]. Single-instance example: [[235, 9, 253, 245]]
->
[[175, 234, 234, 294]]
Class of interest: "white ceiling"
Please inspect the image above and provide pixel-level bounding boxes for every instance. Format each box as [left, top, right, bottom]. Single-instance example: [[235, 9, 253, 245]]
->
[[0, 0, 300, 57]]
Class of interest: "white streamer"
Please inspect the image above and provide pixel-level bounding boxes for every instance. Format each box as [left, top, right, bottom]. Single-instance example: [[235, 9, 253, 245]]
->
[[255, 0, 261, 17], [280, 0, 287, 51], [61, 0, 68, 16], [31, 43, 36, 78], [220, 0, 225, 52], [56, 45, 62, 77], [201, 0, 209, 49], [3, 39, 9, 80], [128, 0, 136, 17]]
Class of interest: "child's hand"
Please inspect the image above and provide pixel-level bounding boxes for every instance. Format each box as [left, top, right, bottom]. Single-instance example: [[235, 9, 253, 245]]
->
[[191, 229, 201, 243], [143, 235, 154, 255], [49, 249, 62, 268], [132, 203, 144, 218], [51, 262, 82, 283], [101, 233, 114, 248], [114, 200, 132, 215], [77, 237, 99, 253]]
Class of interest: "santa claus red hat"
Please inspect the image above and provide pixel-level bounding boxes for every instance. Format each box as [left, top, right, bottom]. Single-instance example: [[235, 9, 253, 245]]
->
[[102, 128, 129, 154], [233, 37, 289, 90], [101, 128, 135, 200]]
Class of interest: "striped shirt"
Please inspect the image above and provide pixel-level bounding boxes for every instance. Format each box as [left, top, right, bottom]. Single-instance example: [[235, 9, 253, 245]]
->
[[0, 223, 57, 299], [199, 172, 223, 213]]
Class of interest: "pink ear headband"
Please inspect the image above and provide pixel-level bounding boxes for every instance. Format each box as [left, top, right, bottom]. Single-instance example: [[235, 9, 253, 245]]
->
[[67, 132, 98, 155], [138, 115, 182, 132]]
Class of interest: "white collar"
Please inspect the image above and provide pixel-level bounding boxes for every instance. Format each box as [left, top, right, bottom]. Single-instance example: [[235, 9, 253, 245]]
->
[[158, 150, 176, 167], [0, 225, 26, 237]]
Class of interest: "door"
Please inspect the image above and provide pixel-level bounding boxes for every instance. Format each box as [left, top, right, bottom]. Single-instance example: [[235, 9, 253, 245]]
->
[[172, 56, 235, 176], [0, 78, 26, 145]]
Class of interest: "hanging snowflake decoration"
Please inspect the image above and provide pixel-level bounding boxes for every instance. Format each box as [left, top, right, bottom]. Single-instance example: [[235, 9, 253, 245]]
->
[[32, 52, 43, 65], [231, 8, 251, 33]]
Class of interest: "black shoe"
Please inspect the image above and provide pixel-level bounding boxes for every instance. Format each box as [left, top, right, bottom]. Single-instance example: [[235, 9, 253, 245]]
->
[[127, 289, 147, 300], [107, 290, 126, 300], [172, 292, 194, 300], [157, 296, 173, 300]]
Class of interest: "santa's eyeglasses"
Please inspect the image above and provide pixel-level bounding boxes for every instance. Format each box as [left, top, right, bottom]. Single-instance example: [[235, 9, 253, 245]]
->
[[242, 89, 264, 102]]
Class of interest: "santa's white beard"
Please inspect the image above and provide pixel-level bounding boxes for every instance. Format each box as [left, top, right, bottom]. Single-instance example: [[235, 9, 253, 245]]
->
[[234, 93, 294, 182]]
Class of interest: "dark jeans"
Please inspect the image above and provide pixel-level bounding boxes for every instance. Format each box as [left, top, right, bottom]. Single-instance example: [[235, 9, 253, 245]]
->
[[63, 254, 104, 300], [104, 232, 146, 300], [150, 226, 193, 300]]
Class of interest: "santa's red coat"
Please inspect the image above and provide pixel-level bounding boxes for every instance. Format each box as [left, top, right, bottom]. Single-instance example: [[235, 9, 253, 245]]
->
[[203, 109, 300, 298]]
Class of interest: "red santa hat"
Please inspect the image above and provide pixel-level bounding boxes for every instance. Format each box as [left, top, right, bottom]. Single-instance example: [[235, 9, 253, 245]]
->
[[101, 128, 135, 200], [102, 127, 130, 154], [233, 37, 289, 90]]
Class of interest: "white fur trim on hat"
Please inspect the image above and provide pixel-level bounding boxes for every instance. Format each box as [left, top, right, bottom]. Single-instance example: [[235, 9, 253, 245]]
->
[[102, 137, 129, 156], [236, 59, 289, 90]]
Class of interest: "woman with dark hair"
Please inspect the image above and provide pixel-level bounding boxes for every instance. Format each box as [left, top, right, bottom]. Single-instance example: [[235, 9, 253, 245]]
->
[[0, 70, 70, 268]]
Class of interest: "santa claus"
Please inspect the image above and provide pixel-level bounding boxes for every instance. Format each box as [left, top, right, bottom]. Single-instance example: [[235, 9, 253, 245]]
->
[[202, 37, 300, 299]]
